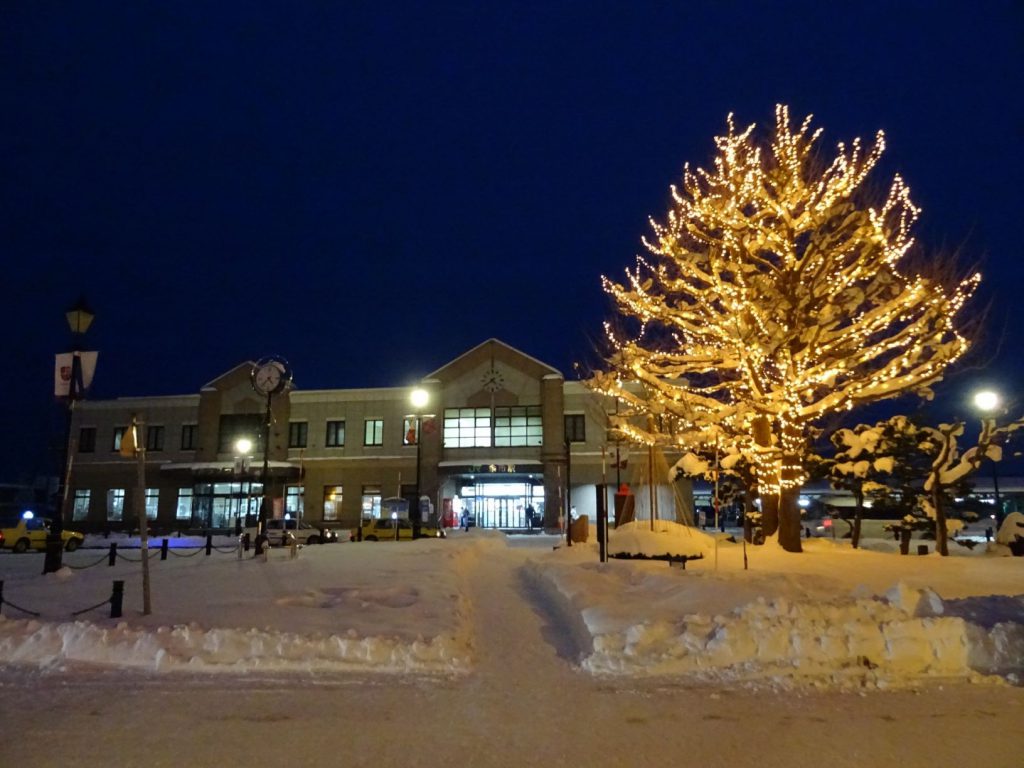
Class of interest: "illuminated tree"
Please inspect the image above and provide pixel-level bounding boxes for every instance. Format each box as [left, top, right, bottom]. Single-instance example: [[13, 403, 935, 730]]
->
[[592, 105, 979, 552]]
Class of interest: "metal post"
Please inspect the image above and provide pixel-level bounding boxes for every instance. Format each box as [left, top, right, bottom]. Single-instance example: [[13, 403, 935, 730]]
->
[[255, 393, 272, 556], [132, 416, 152, 615], [108, 542, 117, 566], [596, 484, 607, 563], [161, 539, 169, 560], [413, 415, 422, 539], [45, 357, 82, 575], [565, 438, 572, 547], [110, 580, 124, 618], [993, 461, 1003, 528]]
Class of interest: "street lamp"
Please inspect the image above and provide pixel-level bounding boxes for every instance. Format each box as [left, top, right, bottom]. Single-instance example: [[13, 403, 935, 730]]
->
[[409, 387, 430, 538], [973, 389, 1004, 528], [234, 438, 253, 536], [47, 297, 96, 574]]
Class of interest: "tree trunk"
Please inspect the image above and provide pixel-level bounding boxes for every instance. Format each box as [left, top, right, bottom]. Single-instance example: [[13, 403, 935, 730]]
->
[[777, 487, 803, 553], [932, 486, 949, 556], [760, 493, 779, 538]]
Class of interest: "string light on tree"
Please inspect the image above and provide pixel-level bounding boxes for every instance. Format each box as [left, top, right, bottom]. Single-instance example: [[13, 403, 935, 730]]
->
[[590, 105, 979, 553]]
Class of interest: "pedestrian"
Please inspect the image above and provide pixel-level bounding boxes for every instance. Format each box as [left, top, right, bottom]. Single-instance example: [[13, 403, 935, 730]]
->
[[526, 504, 535, 530]]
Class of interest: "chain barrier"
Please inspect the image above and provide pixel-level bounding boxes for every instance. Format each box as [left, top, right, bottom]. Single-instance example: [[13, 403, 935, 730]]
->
[[1, 579, 123, 619], [65, 553, 111, 570], [212, 544, 241, 554], [166, 546, 205, 558], [0, 582, 41, 617]]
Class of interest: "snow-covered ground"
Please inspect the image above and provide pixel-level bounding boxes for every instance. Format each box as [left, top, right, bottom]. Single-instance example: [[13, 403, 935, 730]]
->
[[1, 521, 1022, 690]]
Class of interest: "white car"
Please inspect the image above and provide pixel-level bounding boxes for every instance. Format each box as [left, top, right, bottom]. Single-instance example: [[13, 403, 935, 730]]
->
[[247, 519, 338, 546]]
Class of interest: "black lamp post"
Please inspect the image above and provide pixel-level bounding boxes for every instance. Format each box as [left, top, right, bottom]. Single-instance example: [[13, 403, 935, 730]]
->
[[410, 387, 430, 538], [46, 297, 95, 574], [973, 389, 1005, 529]]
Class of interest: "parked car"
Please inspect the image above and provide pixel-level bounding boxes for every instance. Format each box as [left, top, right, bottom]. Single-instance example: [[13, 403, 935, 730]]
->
[[0, 514, 84, 553], [245, 519, 338, 546], [356, 517, 444, 541]]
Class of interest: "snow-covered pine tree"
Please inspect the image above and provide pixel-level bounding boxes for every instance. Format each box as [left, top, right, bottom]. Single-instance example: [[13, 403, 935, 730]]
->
[[592, 105, 979, 552]]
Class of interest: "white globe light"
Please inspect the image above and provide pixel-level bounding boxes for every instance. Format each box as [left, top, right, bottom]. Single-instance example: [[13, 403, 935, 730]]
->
[[410, 387, 429, 409], [235, 438, 253, 454], [973, 390, 1000, 413]]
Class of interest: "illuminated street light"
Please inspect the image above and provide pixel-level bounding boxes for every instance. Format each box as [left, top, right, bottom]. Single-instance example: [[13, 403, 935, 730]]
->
[[972, 388, 1004, 527], [409, 387, 430, 538], [47, 296, 96, 574]]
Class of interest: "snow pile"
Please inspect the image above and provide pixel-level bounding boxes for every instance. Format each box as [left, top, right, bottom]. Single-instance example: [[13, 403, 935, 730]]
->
[[607, 520, 717, 558], [528, 554, 1024, 689], [0, 616, 470, 674]]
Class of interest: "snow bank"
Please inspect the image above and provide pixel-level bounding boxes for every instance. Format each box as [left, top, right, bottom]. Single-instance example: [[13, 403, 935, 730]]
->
[[529, 557, 1024, 689], [0, 615, 470, 674]]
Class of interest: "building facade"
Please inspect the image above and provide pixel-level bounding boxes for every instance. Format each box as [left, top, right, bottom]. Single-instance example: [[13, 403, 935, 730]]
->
[[64, 339, 672, 534]]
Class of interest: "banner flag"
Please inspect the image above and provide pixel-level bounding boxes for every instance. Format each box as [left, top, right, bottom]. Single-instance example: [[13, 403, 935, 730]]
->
[[54, 351, 99, 397], [119, 419, 138, 458]]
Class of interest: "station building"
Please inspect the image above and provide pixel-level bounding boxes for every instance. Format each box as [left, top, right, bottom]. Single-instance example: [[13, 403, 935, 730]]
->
[[64, 339, 665, 534]]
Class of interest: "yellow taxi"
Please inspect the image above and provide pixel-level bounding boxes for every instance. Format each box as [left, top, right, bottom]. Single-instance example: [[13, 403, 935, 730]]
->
[[0, 513, 85, 553], [356, 517, 444, 541]]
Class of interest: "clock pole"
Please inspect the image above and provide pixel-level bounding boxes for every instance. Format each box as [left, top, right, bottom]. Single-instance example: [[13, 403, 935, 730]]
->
[[256, 390, 272, 555]]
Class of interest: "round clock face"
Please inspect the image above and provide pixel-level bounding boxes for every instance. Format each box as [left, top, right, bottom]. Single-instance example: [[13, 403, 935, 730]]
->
[[252, 360, 287, 395], [481, 367, 504, 392]]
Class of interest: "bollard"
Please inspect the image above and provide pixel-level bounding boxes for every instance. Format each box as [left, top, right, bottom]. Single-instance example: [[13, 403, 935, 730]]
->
[[161, 539, 169, 561], [205, 534, 213, 556], [243, 532, 251, 552], [289, 534, 298, 560], [110, 580, 124, 618], [237, 535, 244, 560], [108, 542, 118, 567], [917, 544, 929, 556]]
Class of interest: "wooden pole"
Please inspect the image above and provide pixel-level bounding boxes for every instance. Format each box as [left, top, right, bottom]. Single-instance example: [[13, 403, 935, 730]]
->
[[133, 415, 152, 615]]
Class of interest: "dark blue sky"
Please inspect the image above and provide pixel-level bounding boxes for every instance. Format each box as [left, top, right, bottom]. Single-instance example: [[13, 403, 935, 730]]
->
[[2, 2, 1022, 479]]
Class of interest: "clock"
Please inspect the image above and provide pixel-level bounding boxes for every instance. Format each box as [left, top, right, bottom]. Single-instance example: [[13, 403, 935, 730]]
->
[[481, 366, 505, 393], [251, 357, 291, 396]]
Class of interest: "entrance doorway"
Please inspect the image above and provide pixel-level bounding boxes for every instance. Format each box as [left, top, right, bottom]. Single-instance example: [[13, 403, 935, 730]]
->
[[454, 477, 544, 530]]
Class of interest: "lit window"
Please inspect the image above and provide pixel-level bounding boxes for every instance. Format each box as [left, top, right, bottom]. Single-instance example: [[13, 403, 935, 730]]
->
[[145, 488, 159, 520], [176, 488, 193, 521], [286, 485, 305, 517], [326, 420, 345, 448], [364, 419, 384, 446], [72, 489, 91, 521], [443, 408, 491, 447], [323, 485, 343, 521], [107, 488, 125, 521], [361, 485, 382, 518]]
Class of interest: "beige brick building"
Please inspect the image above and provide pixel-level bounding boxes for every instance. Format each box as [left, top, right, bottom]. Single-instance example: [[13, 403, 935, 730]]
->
[[65, 339, 674, 534]]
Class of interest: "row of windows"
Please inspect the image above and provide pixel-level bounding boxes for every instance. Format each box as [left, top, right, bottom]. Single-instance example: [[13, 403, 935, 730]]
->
[[78, 413, 588, 454], [70, 484, 385, 523]]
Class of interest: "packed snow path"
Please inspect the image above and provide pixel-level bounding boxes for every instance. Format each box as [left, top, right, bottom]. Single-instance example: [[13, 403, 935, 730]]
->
[[1, 534, 1023, 767]]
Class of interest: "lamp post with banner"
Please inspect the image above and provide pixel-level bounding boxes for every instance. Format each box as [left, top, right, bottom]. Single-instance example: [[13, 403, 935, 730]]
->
[[47, 297, 98, 575]]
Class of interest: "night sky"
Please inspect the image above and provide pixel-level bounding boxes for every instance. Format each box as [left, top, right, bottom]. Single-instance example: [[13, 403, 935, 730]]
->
[[2, 2, 1022, 480]]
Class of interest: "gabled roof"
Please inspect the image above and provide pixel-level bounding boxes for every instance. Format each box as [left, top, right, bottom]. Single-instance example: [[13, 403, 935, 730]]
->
[[201, 361, 257, 392], [427, 338, 562, 382]]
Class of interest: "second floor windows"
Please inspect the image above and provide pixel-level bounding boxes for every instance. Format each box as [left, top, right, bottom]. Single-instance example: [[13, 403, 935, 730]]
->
[[364, 419, 384, 446], [146, 426, 165, 451], [181, 424, 197, 450], [289, 421, 308, 448], [79, 427, 96, 453], [326, 420, 345, 448]]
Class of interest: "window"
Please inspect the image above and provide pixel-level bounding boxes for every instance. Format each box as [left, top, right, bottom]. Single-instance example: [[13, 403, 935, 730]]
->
[[494, 406, 543, 447], [326, 420, 346, 448], [181, 424, 197, 450], [176, 488, 193, 521], [564, 414, 586, 443], [112, 427, 127, 452], [288, 421, 308, 448], [364, 419, 383, 446], [145, 488, 159, 520], [79, 427, 96, 453], [285, 485, 304, 517], [361, 485, 382, 519], [403, 417, 419, 446], [443, 408, 492, 447], [107, 488, 125, 521], [323, 485, 343, 521], [72, 489, 91, 521], [146, 426, 165, 451], [218, 414, 263, 453]]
